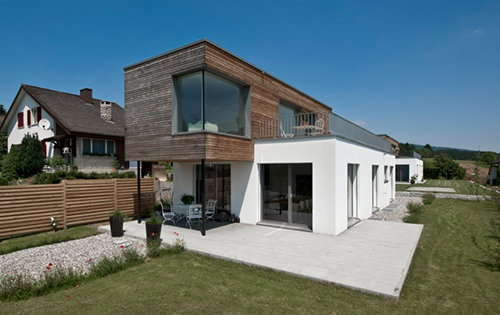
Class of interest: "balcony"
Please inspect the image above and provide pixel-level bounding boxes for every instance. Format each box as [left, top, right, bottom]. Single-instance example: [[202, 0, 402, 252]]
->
[[257, 112, 391, 153]]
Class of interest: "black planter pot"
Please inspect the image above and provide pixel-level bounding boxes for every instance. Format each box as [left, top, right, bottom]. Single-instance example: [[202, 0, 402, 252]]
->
[[146, 223, 162, 242], [109, 216, 124, 237]]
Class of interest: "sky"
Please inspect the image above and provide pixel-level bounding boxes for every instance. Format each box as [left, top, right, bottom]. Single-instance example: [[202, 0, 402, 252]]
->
[[0, 0, 498, 152]]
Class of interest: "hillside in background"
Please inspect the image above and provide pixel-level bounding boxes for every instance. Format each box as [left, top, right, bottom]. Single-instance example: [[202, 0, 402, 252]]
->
[[399, 142, 499, 162]]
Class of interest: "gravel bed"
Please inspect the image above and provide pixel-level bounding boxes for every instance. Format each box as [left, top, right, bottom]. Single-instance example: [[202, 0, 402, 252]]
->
[[370, 195, 423, 223], [0, 233, 147, 284]]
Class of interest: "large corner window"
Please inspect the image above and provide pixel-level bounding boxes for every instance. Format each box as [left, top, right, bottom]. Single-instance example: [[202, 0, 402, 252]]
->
[[176, 70, 249, 137]]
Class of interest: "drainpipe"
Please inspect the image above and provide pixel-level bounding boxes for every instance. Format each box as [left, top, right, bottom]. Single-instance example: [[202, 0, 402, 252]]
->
[[137, 161, 142, 224], [201, 158, 206, 236]]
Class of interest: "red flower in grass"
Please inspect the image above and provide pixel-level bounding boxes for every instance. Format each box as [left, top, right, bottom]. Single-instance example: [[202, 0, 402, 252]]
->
[[67, 295, 71, 298], [151, 233, 155, 236], [120, 245, 124, 249], [46, 266, 50, 270], [13, 271, 17, 274], [48, 263, 53, 267], [88, 258, 92, 262]]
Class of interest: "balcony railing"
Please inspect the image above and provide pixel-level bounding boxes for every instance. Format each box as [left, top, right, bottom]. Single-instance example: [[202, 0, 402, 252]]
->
[[329, 113, 390, 152], [257, 112, 391, 153], [258, 112, 329, 139]]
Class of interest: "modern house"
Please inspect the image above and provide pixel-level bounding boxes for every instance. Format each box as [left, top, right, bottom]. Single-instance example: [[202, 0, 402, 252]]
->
[[378, 134, 399, 157], [488, 158, 499, 185], [124, 39, 395, 236], [0, 85, 127, 172], [395, 152, 424, 183]]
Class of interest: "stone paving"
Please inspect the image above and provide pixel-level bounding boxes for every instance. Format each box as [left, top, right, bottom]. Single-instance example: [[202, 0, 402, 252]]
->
[[99, 219, 423, 299], [397, 191, 488, 201], [407, 187, 456, 193], [370, 195, 422, 222]]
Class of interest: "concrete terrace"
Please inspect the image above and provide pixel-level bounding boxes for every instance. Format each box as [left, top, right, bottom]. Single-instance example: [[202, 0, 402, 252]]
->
[[99, 220, 423, 299]]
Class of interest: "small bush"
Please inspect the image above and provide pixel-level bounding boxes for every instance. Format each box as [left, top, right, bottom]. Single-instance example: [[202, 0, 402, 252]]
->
[[2, 146, 20, 181], [30, 170, 137, 184], [0, 176, 8, 186], [406, 201, 425, 214], [423, 194, 436, 205]]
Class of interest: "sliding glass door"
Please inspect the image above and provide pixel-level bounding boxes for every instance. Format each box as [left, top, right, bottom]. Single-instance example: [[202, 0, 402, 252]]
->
[[261, 163, 312, 229], [195, 164, 231, 212]]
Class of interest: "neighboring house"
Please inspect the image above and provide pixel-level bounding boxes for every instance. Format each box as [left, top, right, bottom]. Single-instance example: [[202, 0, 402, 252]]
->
[[124, 39, 396, 236], [396, 152, 424, 183], [0, 85, 126, 173], [488, 158, 500, 185], [378, 134, 399, 157]]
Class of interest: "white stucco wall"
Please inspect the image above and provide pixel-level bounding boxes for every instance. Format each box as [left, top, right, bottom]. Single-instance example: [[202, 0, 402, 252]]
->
[[6, 92, 55, 156], [396, 158, 424, 182], [333, 138, 395, 234], [172, 136, 395, 236]]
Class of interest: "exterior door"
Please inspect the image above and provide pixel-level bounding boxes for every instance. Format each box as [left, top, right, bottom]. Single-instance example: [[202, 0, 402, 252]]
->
[[372, 165, 378, 210], [396, 165, 409, 182], [262, 163, 312, 229], [347, 164, 359, 225]]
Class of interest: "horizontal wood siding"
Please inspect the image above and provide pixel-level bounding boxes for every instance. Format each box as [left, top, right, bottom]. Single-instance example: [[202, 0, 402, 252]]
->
[[125, 40, 332, 162], [0, 178, 155, 238], [204, 43, 332, 138]]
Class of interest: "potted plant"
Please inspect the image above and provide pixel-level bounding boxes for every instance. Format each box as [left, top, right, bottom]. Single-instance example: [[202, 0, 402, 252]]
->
[[180, 193, 195, 205], [146, 210, 163, 242], [109, 210, 127, 237]]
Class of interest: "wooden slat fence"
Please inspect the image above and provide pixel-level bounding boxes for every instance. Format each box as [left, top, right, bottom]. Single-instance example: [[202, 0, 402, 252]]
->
[[0, 178, 156, 238]]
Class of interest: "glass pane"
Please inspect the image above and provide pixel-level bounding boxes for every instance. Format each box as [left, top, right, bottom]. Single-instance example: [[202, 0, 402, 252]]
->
[[291, 164, 312, 229], [107, 141, 115, 155], [178, 72, 202, 132], [205, 72, 245, 136], [195, 164, 231, 212], [93, 140, 106, 155], [82, 139, 91, 155], [262, 164, 288, 223]]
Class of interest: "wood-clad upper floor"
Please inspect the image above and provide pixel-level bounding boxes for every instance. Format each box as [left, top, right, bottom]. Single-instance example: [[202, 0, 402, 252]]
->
[[124, 39, 333, 162]]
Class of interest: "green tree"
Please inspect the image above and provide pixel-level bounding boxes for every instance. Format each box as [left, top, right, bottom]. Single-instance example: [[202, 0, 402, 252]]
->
[[477, 151, 498, 165], [18, 133, 45, 178], [399, 142, 416, 157], [0, 104, 6, 115], [0, 133, 7, 172], [2, 145, 20, 181], [417, 144, 434, 158], [434, 154, 466, 179]]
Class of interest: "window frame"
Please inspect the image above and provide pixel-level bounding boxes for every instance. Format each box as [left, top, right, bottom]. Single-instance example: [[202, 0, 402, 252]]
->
[[172, 69, 251, 139], [81, 138, 116, 156]]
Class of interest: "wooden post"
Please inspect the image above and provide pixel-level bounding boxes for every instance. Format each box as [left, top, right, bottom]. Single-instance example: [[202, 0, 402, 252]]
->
[[114, 179, 118, 212], [62, 181, 67, 229]]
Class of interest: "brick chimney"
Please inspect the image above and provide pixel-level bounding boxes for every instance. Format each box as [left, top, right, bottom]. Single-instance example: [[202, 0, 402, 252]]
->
[[100, 101, 112, 122], [80, 88, 93, 104]]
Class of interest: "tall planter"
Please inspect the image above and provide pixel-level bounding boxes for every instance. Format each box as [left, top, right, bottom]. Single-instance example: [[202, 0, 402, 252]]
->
[[109, 216, 124, 237], [146, 223, 162, 242]]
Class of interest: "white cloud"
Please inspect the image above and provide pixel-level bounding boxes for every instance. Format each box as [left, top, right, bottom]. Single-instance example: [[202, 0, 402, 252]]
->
[[472, 28, 484, 36]]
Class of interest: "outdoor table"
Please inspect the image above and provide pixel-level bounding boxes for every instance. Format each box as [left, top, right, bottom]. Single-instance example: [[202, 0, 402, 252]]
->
[[293, 125, 317, 136]]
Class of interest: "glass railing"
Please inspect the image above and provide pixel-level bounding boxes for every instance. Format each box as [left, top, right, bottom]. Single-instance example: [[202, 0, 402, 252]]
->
[[257, 112, 391, 153]]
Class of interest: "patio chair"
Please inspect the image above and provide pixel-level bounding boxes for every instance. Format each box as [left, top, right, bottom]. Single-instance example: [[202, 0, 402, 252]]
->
[[279, 121, 294, 138], [205, 199, 218, 222], [311, 118, 325, 135], [186, 204, 202, 229], [160, 203, 176, 226]]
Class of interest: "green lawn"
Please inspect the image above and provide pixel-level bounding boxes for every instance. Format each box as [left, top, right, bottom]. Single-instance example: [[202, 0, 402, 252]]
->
[[0, 227, 100, 255], [397, 179, 491, 195], [2, 199, 499, 314]]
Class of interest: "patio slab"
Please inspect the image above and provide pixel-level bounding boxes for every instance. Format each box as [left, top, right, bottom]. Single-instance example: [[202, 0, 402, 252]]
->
[[99, 219, 423, 299], [407, 187, 456, 193]]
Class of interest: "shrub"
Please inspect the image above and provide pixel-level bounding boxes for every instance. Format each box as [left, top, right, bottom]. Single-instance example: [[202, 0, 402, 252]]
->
[[30, 170, 137, 184], [47, 156, 66, 171], [18, 133, 45, 178], [2, 146, 20, 181], [406, 201, 425, 214], [423, 194, 436, 205], [0, 176, 8, 186]]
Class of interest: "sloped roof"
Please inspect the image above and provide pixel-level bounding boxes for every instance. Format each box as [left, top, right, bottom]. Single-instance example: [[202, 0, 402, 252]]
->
[[19, 85, 124, 138]]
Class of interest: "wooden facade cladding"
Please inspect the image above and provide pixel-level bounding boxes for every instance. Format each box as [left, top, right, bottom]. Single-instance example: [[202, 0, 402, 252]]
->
[[124, 40, 331, 162]]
